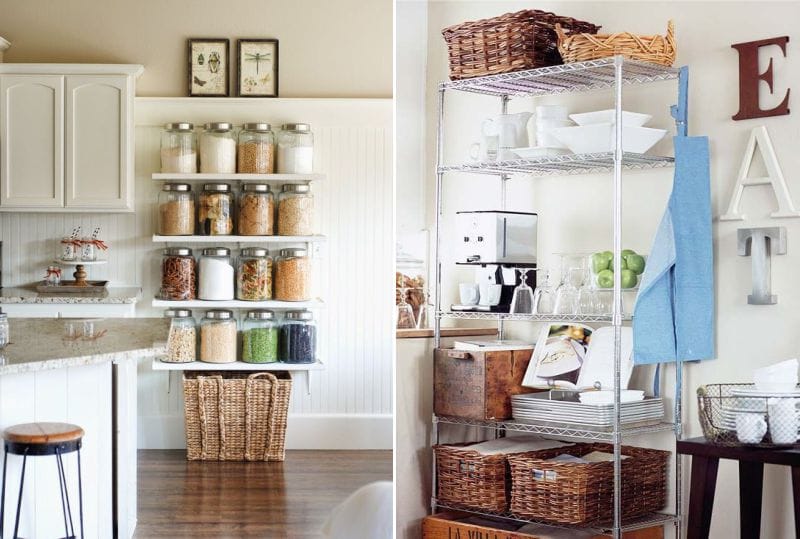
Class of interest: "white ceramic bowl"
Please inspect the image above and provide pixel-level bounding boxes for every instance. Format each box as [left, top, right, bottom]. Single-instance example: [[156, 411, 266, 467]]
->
[[569, 109, 653, 127], [550, 123, 667, 154]]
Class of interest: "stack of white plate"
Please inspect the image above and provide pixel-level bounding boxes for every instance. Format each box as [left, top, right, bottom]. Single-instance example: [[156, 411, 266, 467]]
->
[[717, 387, 800, 432]]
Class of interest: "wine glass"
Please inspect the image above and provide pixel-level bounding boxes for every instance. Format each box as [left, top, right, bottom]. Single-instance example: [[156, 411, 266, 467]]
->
[[554, 268, 582, 315], [395, 287, 416, 329], [510, 268, 535, 314], [415, 289, 434, 329], [532, 268, 556, 315]]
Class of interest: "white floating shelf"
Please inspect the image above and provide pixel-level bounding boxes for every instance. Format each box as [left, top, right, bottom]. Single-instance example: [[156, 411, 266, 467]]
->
[[152, 234, 326, 243], [151, 358, 324, 371], [152, 173, 323, 183], [151, 298, 324, 309]]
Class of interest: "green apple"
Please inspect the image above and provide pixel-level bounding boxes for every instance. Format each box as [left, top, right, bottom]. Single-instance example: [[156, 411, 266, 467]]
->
[[622, 249, 636, 257], [625, 254, 646, 275], [609, 256, 628, 272], [596, 269, 614, 289], [591, 252, 611, 273], [621, 268, 637, 289]]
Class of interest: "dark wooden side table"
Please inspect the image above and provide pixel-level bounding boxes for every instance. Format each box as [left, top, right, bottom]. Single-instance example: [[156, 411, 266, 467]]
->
[[678, 436, 800, 539]]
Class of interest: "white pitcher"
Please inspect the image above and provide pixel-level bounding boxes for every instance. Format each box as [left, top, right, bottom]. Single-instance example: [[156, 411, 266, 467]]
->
[[482, 112, 533, 159]]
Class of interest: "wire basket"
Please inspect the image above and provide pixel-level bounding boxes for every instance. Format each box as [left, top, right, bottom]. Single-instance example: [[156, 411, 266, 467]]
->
[[698, 383, 800, 448]]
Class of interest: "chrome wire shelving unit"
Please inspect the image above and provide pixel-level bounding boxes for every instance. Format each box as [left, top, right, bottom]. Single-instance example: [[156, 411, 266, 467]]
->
[[431, 56, 688, 539]]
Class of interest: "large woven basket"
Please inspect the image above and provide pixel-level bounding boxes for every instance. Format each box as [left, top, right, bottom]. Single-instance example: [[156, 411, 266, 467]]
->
[[183, 371, 291, 461], [442, 10, 600, 80], [556, 20, 676, 66], [434, 443, 510, 512], [508, 443, 669, 525]]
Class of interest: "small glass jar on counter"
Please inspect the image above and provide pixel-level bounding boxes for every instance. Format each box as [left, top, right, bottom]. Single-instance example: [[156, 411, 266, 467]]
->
[[238, 184, 274, 236], [237, 247, 272, 301], [198, 183, 233, 235], [198, 247, 234, 300], [200, 122, 236, 173], [280, 310, 316, 363], [160, 122, 197, 173], [158, 183, 195, 236], [160, 247, 196, 300], [274, 248, 311, 301], [277, 123, 313, 174], [241, 310, 279, 364], [238, 123, 275, 173], [0, 309, 8, 350], [199, 309, 237, 363], [277, 184, 314, 236], [163, 309, 196, 363]]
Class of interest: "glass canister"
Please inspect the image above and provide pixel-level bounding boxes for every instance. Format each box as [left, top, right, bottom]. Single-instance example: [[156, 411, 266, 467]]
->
[[163, 309, 196, 363], [80, 237, 96, 261], [237, 123, 275, 173], [280, 310, 316, 363], [160, 122, 197, 173], [60, 237, 80, 261], [199, 309, 237, 363], [274, 248, 311, 301], [237, 247, 272, 301], [0, 309, 8, 350], [199, 122, 236, 173], [198, 247, 234, 300], [198, 183, 233, 235], [159, 247, 196, 300], [238, 184, 274, 236], [158, 183, 195, 236], [277, 184, 314, 236], [241, 310, 279, 363], [277, 123, 314, 174]]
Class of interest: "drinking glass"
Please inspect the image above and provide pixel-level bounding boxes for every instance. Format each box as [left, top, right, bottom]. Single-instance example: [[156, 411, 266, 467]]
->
[[554, 268, 582, 315], [510, 268, 535, 314], [416, 290, 434, 329], [395, 287, 416, 329], [532, 268, 556, 315]]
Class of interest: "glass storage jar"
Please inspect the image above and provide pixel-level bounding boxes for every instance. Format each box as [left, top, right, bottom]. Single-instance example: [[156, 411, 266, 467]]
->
[[199, 122, 236, 173], [163, 309, 196, 363], [237, 123, 275, 173], [159, 247, 196, 300], [198, 183, 234, 235], [238, 184, 274, 236], [241, 310, 279, 363], [160, 122, 197, 173], [274, 248, 311, 301], [80, 237, 96, 261], [277, 184, 313, 236], [280, 310, 316, 363], [0, 309, 8, 350], [158, 183, 195, 235], [198, 247, 234, 300], [237, 247, 272, 301], [277, 123, 313, 174], [199, 309, 237, 363], [60, 237, 80, 261]]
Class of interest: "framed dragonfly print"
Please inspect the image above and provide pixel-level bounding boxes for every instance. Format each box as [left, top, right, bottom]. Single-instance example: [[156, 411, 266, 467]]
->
[[237, 39, 279, 97], [188, 38, 230, 97]]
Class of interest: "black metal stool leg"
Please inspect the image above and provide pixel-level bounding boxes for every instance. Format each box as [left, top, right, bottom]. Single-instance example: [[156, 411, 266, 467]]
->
[[1, 445, 7, 539], [55, 447, 75, 539], [12, 448, 27, 539], [77, 446, 83, 539]]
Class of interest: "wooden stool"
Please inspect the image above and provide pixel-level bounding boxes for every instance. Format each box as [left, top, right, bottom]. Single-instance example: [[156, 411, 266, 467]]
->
[[0, 422, 85, 539]]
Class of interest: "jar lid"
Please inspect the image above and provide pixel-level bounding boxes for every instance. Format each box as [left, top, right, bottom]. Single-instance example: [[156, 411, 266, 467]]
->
[[280, 248, 307, 257], [202, 247, 231, 257], [164, 122, 194, 131], [204, 122, 233, 132], [241, 247, 270, 258], [246, 309, 275, 320], [164, 308, 193, 318], [285, 310, 314, 320], [202, 183, 231, 192], [281, 123, 311, 132], [281, 184, 311, 194], [205, 309, 234, 320], [242, 183, 271, 193], [242, 122, 272, 131], [162, 183, 191, 192], [163, 247, 193, 256]]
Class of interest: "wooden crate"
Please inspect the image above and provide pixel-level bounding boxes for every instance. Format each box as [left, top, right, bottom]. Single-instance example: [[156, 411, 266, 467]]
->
[[434, 348, 536, 420]]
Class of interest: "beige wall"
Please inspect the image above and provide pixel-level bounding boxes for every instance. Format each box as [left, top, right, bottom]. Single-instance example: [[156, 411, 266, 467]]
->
[[0, 0, 392, 97]]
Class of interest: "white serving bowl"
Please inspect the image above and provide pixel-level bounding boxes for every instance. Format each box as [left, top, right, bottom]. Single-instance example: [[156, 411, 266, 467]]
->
[[550, 123, 667, 155], [569, 109, 653, 127]]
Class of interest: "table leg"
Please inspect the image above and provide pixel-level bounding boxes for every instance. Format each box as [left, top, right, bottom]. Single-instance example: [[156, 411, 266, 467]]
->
[[791, 466, 800, 538], [739, 461, 763, 539], [687, 455, 720, 539]]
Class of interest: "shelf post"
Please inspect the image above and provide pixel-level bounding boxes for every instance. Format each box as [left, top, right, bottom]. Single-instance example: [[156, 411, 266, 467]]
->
[[434, 87, 446, 349], [612, 54, 624, 539]]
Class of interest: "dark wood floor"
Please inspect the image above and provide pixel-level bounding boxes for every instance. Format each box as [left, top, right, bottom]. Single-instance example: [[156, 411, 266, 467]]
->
[[135, 449, 392, 538]]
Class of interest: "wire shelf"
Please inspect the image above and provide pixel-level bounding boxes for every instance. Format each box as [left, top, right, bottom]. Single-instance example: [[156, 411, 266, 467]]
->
[[439, 311, 631, 323], [439, 152, 674, 177], [439, 58, 680, 97]]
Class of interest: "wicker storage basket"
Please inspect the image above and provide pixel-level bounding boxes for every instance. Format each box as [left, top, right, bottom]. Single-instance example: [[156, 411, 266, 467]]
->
[[183, 371, 291, 461], [556, 21, 676, 66], [442, 10, 600, 80], [434, 443, 510, 512], [508, 443, 669, 525]]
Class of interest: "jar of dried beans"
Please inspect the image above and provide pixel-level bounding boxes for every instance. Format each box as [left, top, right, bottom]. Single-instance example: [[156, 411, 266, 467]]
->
[[242, 310, 279, 363], [277, 184, 313, 236], [160, 122, 197, 173], [200, 122, 236, 173], [159, 247, 196, 300], [238, 184, 274, 235], [280, 310, 316, 363], [238, 123, 275, 173], [274, 248, 311, 301], [198, 183, 234, 235], [237, 247, 272, 301], [163, 309, 196, 363], [199, 309, 237, 363], [277, 123, 313, 174], [158, 183, 194, 235]]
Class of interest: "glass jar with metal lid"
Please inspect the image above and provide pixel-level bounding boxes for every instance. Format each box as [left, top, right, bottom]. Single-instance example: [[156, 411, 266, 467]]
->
[[237, 247, 273, 301], [274, 248, 311, 301], [163, 309, 196, 363], [280, 310, 316, 363], [198, 247, 234, 300], [161, 122, 197, 173], [158, 183, 195, 236], [238, 184, 274, 236], [199, 309, 237, 363], [238, 123, 275, 173], [241, 310, 279, 363], [0, 308, 8, 350], [200, 122, 236, 173], [277, 184, 313, 236], [160, 247, 196, 300], [277, 123, 313, 174], [198, 183, 233, 235]]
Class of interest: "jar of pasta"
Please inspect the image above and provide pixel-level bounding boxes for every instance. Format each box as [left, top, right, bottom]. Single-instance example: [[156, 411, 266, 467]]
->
[[159, 247, 196, 300], [238, 184, 274, 235], [280, 310, 316, 363], [277, 123, 313, 174], [237, 247, 272, 301], [277, 184, 313, 236], [158, 183, 194, 235], [274, 248, 311, 301], [163, 309, 196, 363], [242, 310, 279, 363], [161, 122, 197, 173], [199, 122, 236, 173], [199, 309, 237, 363], [238, 123, 275, 173], [198, 183, 234, 235]]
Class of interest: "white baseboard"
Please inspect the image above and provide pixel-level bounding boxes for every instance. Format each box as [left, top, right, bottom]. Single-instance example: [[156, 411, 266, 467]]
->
[[138, 413, 393, 450]]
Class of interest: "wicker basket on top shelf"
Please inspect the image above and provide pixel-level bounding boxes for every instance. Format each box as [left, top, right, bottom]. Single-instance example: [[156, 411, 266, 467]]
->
[[556, 20, 676, 66]]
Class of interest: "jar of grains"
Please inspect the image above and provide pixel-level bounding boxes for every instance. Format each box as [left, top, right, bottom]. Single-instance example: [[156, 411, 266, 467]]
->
[[242, 310, 279, 363], [200, 122, 236, 173], [277, 184, 314, 236], [280, 310, 316, 363], [198, 247, 234, 300], [238, 123, 275, 173], [159, 247, 196, 300], [237, 247, 272, 301], [199, 309, 237, 363], [160, 122, 197, 173], [277, 123, 314, 174], [274, 248, 311, 301], [238, 184, 274, 235], [163, 309, 196, 363], [198, 183, 234, 235], [0, 309, 8, 350], [158, 183, 194, 235]]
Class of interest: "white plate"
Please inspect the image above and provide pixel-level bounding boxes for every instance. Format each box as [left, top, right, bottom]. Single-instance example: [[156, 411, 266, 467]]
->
[[578, 390, 645, 405], [730, 388, 800, 397], [511, 147, 572, 159]]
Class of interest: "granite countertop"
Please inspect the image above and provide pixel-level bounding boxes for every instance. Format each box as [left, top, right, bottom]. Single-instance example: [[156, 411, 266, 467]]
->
[[0, 318, 168, 375], [0, 285, 142, 304]]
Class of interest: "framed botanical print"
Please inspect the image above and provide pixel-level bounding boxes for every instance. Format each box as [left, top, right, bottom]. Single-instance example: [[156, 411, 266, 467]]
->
[[237, 39, 279, 97], [188, 38, 229, 97]]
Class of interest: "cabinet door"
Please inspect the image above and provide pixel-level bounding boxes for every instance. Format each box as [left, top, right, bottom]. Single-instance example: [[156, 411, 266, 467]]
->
[[0, 75, 65, 208], [65, 75, 133, 210]]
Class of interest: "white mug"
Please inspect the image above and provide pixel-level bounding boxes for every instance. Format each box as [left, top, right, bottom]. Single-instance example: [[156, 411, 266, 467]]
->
[[458, 283, 480, 305], [736, 413, 767, 444], [768, 398, 799, 444], [479, 284, 502, 306], [469, 135, 498, 162]]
